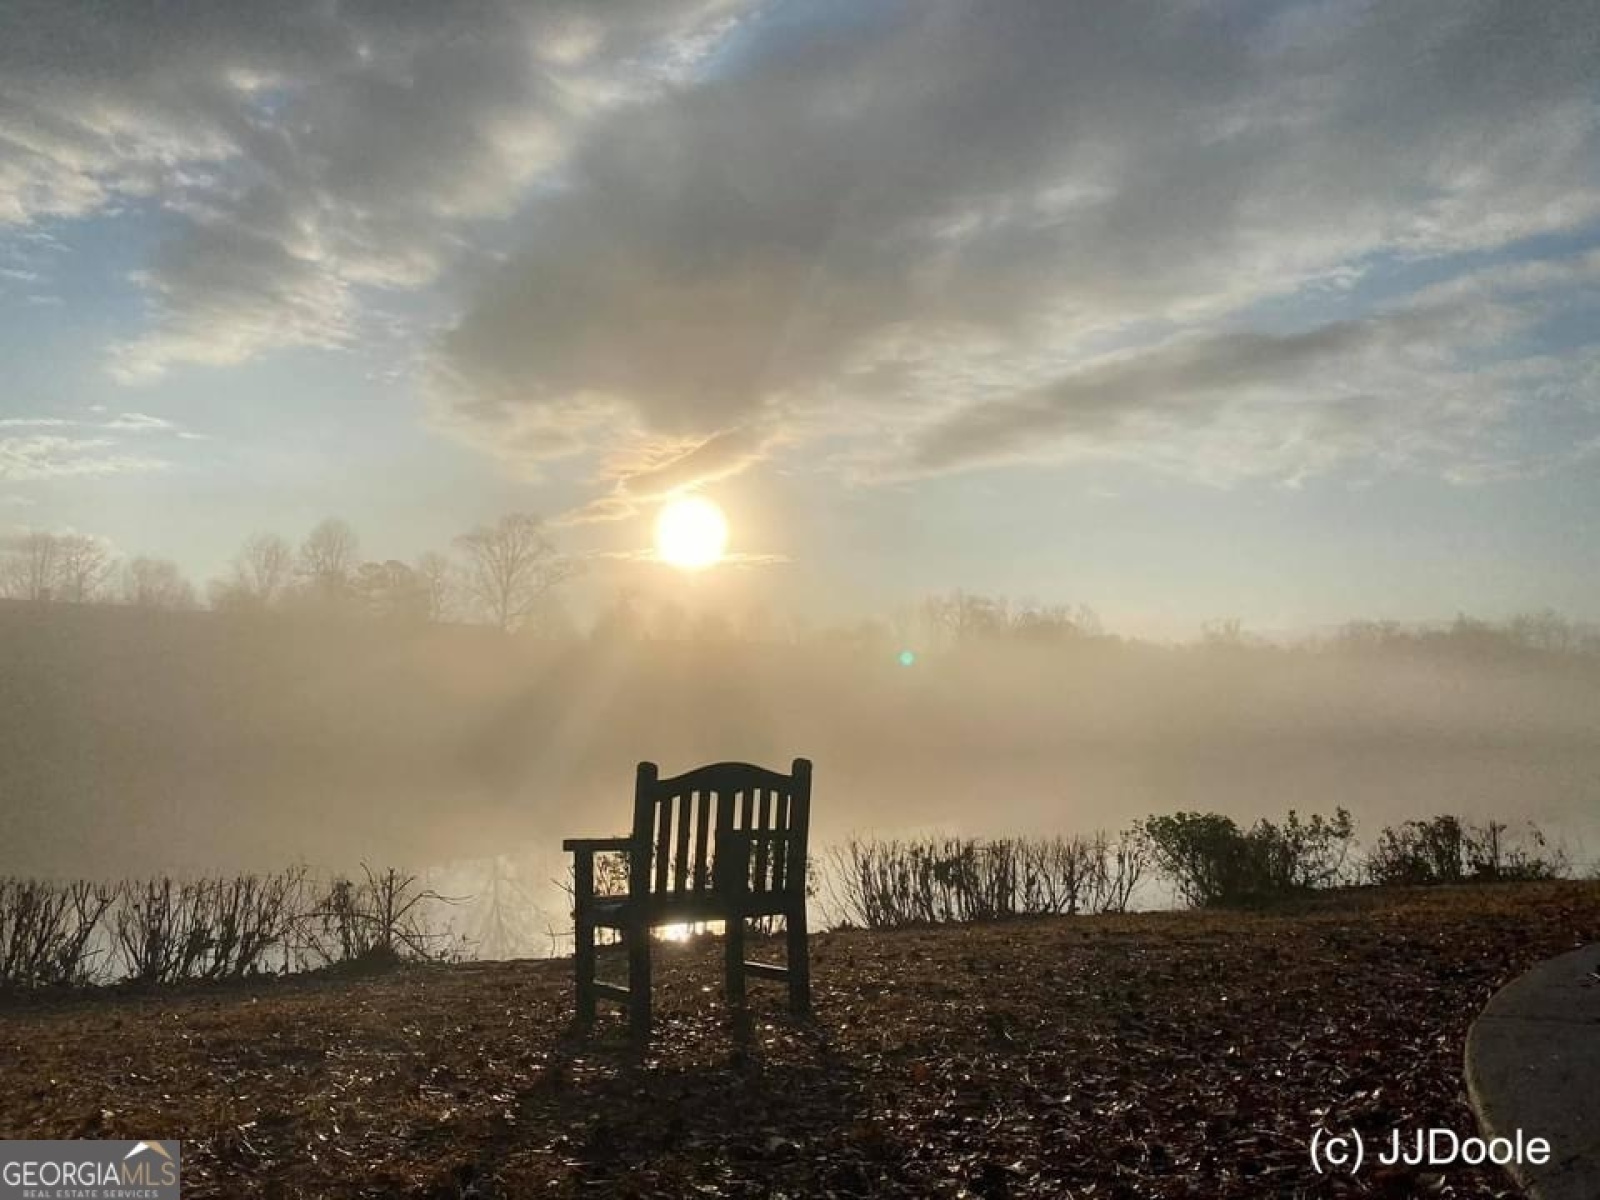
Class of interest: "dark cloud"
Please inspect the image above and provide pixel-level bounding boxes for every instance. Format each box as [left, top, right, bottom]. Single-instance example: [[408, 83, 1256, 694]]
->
[[911, 318, 1407, 470]]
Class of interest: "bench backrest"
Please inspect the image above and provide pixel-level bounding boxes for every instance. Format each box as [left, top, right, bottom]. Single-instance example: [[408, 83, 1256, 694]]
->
[[630, 758, 811, 903]]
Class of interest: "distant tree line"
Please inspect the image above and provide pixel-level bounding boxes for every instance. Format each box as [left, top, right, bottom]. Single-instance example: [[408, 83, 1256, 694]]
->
[[0, 512, 576, 634], [4, 518, 1597, 660]]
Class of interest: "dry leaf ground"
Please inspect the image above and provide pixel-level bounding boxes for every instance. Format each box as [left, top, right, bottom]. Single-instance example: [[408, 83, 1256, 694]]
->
[[3, 882, 1597, 1198]]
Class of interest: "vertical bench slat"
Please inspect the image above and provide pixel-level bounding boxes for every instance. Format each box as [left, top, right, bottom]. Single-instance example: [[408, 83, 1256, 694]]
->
[[738, 787, 755, 893], [754, 787, 773, 893], [654, 794, 673, 895], [714, 788, 733, 891], [673, 790, 692, 893], [772, 788, 791, 892], [692, 788, 711, 892]]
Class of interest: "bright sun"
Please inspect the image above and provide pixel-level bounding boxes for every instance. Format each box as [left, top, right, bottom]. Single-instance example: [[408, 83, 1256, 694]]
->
[[655, 495, 728, 569]]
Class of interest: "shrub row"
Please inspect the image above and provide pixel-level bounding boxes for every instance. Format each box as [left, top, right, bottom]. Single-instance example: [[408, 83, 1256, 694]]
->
[[4, 813, 1574, 979], [826, 811, 1568, 928], [0, 866, 464, 990], [1135, 809, 1566, 909]]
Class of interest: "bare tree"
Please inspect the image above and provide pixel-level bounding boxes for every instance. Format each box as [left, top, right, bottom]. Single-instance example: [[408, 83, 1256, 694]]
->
[[121, 556, 198, 609], [0, 531, 115, 602], [211, 532, 295, 610], [454, 513, 576, 632], [0, 530, 60, 600], [354, 559, 430, 622], [413, 550, 456, 622], [922, 590, 1008, 647], [298, 517, 360, 600], [54, 534, 117, 603]]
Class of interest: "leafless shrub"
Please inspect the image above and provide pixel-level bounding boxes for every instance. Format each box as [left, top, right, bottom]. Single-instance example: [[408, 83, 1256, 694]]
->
[[112, 878, 219, 983], [0, 879, 115, 987], [824, 832, 1146, 930], [295, 865, 467, 967], [205, 871, 305, 977], [110, 873, 305, 982]]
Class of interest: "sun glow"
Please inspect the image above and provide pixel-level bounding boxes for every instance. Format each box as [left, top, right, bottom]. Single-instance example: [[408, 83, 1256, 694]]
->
[[655, 495, 728, 569]]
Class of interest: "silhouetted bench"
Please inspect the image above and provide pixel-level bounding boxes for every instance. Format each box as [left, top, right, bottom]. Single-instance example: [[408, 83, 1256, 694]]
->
[[564, 758, 812, 1038]]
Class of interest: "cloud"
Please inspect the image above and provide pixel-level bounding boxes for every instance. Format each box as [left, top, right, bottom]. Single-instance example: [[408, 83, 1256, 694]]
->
[[0, 411, 200, 437], [587, 548, 789, 567], [7, 1, 1600, 492], [559, 423, 783, 524], [901, 284, 1600, 485], [1, 0, 744, 380], [904, 307, 1459, 475], [0, 410, 199, 480], [103, 412, 177, 432], [427, 0, 1600, 493], [0, 435, 167, 481]]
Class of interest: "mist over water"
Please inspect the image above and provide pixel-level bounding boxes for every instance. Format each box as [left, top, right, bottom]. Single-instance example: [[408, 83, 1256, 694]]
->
[[4, 600, 1597, 956]]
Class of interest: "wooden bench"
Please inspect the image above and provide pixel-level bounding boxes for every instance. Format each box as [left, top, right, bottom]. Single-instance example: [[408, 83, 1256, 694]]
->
[[563, 758, 812, 1038]]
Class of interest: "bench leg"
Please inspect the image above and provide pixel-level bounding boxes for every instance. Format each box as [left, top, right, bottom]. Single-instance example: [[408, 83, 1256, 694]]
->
[[724, 911, 747, 1010], [786, 907, 811, 1016], [572, 853, 597, 1028], [574, 910, 596, 1027], [627, 921, 651, 1041]]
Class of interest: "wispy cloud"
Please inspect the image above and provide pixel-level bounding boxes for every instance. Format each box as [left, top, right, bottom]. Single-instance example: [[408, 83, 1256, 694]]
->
[[586, 548, 789, 568], [559, 424, 784, 525], [104, 411, 178, 432], [0, 412, 202, 437], [0, 435, 167, 481]]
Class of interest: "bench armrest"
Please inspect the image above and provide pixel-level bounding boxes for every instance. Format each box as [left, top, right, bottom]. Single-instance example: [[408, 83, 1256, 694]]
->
[[562, 836, 638, 854]]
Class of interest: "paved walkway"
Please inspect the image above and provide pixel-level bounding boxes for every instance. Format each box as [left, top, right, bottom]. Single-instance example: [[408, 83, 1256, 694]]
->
[[1465, 943, 1600, 1200]]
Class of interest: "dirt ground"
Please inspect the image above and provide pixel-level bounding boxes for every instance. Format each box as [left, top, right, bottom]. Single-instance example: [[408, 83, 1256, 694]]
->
[[4, 882, 1597, 1198]]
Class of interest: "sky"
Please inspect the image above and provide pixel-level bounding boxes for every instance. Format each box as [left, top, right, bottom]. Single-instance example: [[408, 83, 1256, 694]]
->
[[2, 0, 1598, 638]]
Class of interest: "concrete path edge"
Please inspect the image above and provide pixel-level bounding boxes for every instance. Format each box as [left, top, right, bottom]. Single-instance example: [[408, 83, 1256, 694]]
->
[[1465, 943, 1600, 1200]]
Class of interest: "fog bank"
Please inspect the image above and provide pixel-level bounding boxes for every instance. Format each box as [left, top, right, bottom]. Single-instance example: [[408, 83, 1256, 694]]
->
[[3, 602, 1596, 886]]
